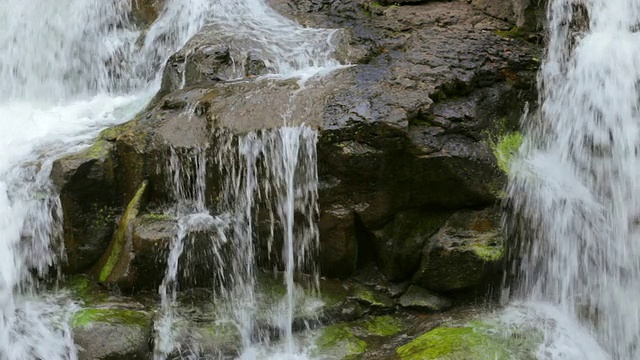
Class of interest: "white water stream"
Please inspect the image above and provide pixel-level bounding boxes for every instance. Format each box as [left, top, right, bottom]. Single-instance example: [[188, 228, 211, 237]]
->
[[0, 0, 216, 358], [1, 0, 339, 359], [506, 0, 640, 359]]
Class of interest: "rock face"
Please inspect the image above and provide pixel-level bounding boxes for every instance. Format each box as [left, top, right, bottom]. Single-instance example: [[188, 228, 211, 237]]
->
[[72, 308, 152, 360], [54, 0, 540, 298], [413, 208, 504, 293]]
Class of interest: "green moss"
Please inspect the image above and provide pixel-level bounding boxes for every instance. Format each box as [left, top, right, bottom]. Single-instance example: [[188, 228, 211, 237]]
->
[[396, 321, 541, 360], [316, 324, 368, 359], [491, 132, 523, 173], [71, 308, 151, 328], [354, 287, 385, 307], [495, 27, 525, 39], [99, 181, 148, 282], [469, 243, 503, 262], [361, 315, 402, 336], [397, 326, 509, 360], [84, 139, 111, 159]]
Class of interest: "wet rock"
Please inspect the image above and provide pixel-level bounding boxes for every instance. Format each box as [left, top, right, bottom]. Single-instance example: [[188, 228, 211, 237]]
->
[[373, 211, 451, 282], [55, 0, 540, 286], [349, 284, 395, 310], [72, 307, 152, 360], [395, 319, 541, 360], [319, 205, 358, 278], [311, 315, 404, 359], [412, 207, 504, 293], [164, 321, 241, 358], [91, 181, 147, 288], [398, 285, 451, 312], [244, 51, 271, 77], [130, 0, 165, 28], [51, 140, 121, 273]]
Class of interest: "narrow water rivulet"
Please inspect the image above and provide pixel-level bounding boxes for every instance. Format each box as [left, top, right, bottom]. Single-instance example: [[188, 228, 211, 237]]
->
[[506, 0, 640, 358]]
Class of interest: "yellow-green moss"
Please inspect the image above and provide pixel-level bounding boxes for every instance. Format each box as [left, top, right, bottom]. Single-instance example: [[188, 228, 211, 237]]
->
[[495, 27, 525, 39], [361, 315, 402, 336], [396, 326, 510, 360], [397, 321, 541, 360], [99, 181, 148, 282], [469, 243, 503, 262], [491, 132, 523, 173], [71, 308, 151, 328]]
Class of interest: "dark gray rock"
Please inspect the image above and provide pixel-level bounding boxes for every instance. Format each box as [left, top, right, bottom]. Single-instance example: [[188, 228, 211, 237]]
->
[[413, 207, 504, 292], [373, 211, 451, 282], [399, 285, 451, 312]]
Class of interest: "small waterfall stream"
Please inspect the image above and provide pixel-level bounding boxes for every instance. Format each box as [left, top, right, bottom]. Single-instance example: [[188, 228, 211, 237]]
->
[[0, 0, 218, 358], [506, 0, 640, 358]]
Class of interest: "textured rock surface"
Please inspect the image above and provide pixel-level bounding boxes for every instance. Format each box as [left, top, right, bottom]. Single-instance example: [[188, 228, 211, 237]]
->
[[55, 0, 541, 286], [398, 285, 452, 312], [72, 307, 152, 360], [413, 207, 504, 292]]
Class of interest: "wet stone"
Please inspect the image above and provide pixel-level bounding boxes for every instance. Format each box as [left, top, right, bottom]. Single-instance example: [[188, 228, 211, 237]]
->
[[399, 285, 451, 312]]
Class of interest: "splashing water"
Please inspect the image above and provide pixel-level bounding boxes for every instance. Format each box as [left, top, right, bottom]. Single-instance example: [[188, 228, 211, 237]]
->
[[0, 0, 220, 358], [506, 0, 640, 358]]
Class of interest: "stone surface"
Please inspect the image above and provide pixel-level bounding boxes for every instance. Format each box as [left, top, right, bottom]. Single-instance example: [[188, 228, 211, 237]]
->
[[398, 285, 451, 312], [395, 319, 541, 360], [54, 0, 540, 283], [51, 139, 121, 273], [413, 207, 504, 292], [72, 307, 152, 360], [373, 211, 451, 282]]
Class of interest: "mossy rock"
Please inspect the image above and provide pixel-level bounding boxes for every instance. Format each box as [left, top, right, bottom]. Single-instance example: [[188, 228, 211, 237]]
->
[[72, 307, 152, 360], [313, 323, 368, 359], [71, 308, 151, 328], [396, 321, 540, 360], [491, 132, 523, 174], [312, 315, 405, 359]]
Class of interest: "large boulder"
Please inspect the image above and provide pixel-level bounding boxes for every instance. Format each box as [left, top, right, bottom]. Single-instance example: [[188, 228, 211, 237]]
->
[[54, 0, 539, 283], [412, 207, 504, 293], [72, 307, 152, 360], [51, 140, 122, 273]]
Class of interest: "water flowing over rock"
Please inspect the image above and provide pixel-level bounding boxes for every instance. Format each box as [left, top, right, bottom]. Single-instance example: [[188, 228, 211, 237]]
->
[[505, 0, 640, 358], [0, 0, 550, 358]]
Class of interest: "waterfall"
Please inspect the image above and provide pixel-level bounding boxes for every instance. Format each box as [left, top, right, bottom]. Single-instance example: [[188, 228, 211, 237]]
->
[[506, 0, 640, 358], [0, 0, 218, 358]]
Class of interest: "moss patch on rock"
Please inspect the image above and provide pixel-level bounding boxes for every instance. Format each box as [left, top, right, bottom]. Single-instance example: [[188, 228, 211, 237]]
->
[[469, 243, 503, 262], [71, 308, 151, 329], [396, 321, 540, 360], [361, 315, 402, 336], [99, 180, 148, 282], [491, 132, 523, 173], [315, 323, 368, 359]]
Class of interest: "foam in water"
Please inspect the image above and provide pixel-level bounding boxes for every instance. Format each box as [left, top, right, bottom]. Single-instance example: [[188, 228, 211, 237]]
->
[[506, 0, 640, 358], [0, 0, 220, 358]]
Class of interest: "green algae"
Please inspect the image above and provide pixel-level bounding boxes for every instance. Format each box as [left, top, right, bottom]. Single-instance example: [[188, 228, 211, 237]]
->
[[99, 180, 147, 282], [71, 308, 151, 328]]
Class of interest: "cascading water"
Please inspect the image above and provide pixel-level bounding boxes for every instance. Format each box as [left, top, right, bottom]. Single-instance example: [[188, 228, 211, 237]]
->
[[506, 0, 640, 358], [148, 1, 340, 359], [0, 0, 219, 358]]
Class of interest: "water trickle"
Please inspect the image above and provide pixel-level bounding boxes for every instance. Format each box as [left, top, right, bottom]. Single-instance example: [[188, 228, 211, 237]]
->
[[506, 0, 640, 358]]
